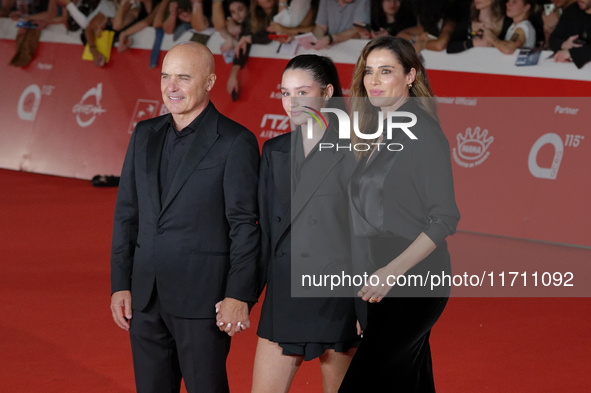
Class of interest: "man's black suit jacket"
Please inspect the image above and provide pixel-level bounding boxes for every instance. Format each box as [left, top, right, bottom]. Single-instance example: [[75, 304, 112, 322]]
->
[[110, 103, 260, 318]]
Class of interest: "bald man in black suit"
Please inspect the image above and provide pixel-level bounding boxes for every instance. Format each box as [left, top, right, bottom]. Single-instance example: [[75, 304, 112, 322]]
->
[[110, 42, 259, 393]]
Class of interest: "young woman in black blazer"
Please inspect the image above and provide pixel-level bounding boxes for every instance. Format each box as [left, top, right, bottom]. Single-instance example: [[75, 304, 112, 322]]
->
[[339, 36, 461, 392], [253, 55, 359, 393]]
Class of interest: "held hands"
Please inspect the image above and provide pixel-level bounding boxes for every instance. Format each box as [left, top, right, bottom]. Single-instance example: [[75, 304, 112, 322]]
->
[[215, 298, 250, 336], [111, 290, 132, 331]]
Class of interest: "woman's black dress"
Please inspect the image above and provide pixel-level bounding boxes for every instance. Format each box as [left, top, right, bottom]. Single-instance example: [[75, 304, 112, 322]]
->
[[339, 101, 460, 392]]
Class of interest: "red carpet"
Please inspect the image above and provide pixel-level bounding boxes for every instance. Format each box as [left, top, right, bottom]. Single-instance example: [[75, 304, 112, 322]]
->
[[1, 169, 589, 392]]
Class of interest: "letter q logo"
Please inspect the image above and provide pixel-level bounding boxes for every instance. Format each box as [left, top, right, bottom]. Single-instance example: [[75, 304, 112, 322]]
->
[[18, 85, 42, 121], [528, 133, 563, 180]]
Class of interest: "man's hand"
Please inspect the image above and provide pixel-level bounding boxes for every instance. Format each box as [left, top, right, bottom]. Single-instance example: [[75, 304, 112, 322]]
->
[[561, 35, 582, 50], [215, 297, 249, 336], [111, 290, 132, 331]]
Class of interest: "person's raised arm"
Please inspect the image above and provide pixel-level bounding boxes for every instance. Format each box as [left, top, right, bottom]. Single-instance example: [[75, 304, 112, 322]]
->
[[111, 0, 134, 31], [85, 12, 109, 66], [312, 23, 327, 38], [211, 0, 226, 30], [0, 0, 15, 17], [424, 19, 456, 52], [152, 0, 171, 27], [190, 0, 209, 31], [313, 24, 363, 50], [118, 1, 161, 51], [273, 0, 312, 28]]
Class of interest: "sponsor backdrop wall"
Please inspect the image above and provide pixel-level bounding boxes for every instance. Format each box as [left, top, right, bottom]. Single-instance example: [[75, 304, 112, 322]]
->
[[1, 25, 590, 248]]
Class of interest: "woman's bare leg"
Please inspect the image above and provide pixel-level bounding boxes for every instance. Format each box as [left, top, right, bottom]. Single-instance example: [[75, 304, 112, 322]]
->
[[251, 337, 304, 393], [319, 348, 357, 393]]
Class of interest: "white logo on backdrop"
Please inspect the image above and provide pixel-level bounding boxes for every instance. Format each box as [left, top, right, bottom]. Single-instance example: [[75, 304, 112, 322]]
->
[[452, 126, 494, 168], [128, 99, 161, 134], [259, 114, 291, 139], [528, 133, 563, 180], [37, 63, 53, 70], [18, 85, 41, 121], [72, 83, 106, 128]]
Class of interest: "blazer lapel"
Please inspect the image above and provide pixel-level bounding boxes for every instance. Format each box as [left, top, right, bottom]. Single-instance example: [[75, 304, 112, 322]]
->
[[272, 136, 291, 242], [160, 104, 219, 216], [146, 116, 169, 212], [290, 129, 342, 223]]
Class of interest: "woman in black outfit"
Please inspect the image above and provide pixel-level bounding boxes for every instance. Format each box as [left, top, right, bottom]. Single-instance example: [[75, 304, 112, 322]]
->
[[253, 54, 359, 393], [447, 0, 512, 53], [339, 36, 460, 392], [368, 0, 415, 37]]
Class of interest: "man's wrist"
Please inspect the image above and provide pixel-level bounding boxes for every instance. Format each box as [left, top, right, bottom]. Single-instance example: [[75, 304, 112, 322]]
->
[[327, 34, 333, 44]]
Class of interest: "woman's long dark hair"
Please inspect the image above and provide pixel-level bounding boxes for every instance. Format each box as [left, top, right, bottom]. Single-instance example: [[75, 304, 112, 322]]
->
[[283, 54, 346, 113], [370, 0, 415, 35], [251, 0, 278, 33]]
